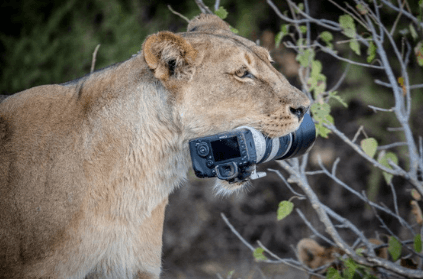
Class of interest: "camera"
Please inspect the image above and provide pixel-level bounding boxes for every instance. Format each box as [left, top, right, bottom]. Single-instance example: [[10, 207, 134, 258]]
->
[[189, 113, 316, 183]]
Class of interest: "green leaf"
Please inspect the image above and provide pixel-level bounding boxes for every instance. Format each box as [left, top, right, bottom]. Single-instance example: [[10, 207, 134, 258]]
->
[[296, 48, 315, 67], [378, 152, 399, 184], [349, 40, 361, 55], [275, 32, 283, 49], [361, 138, 378, 159], [281, 24, 289, 34], [311, 103, 333, 138], [356, 4, 367, 15], [410, 24, 418, 40], [388, 236, 402, 261], [297, 3, 304, 12], [311, 103, 331, 122], [275, 25, 289, 48], [229, 26, 238, 34], [214, 6, 228, 19], [316, 123, 331, 138], [344, 258, 358, 278], [420, 0, 423, 7], [339, 14, 356, 38], [414, 234, 422, 253], [367, 41, 377, 63], [415, 41, 423, 67], [277, 201, 294, 221], [326, 267, 341, 279], [328, 91, 348, 107], [355, 248, 364, 257], [227, 270, 235, 277], [320, 31, 333, 49], [253, 247, 268, 261], [299, 25, 307, 34]]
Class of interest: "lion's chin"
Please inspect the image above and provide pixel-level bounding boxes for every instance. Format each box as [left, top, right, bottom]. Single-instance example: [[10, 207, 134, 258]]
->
[[213, 178, 252, 197]]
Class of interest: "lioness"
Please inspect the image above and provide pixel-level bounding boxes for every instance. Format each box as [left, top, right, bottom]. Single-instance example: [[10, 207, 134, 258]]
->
[[0, 14, 310, 279]]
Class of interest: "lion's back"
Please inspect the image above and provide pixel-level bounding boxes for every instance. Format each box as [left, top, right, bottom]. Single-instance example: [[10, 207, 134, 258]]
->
[[0, 85, 87, 275]]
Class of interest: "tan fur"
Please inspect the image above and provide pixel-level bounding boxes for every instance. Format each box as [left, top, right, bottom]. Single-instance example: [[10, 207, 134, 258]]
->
[[297, 238, 387, 276], [0, 14, 310, 278]]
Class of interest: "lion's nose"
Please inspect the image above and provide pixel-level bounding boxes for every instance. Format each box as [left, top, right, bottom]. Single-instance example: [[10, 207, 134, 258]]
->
[[289, 106, 307, 121]]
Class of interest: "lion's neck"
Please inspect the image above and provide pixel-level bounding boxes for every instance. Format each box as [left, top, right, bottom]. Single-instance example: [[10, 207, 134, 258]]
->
[[79, 56, 190, 221]]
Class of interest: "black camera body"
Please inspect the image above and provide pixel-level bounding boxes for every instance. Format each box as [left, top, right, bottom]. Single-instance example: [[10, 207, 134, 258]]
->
[[189, 113, 316, 183], [189, 128, 258, 181]]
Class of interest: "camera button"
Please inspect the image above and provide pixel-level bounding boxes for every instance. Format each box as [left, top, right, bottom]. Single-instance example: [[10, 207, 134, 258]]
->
[[197, 143, 209, 157], [206, 160, 214, 168]]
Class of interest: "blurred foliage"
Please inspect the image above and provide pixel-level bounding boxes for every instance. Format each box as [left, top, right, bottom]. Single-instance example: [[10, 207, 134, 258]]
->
[[0, 0, 271, 95]]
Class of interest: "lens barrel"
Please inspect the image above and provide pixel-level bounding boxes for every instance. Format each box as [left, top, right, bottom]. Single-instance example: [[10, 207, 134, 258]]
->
[[256, 113, 316, 163]]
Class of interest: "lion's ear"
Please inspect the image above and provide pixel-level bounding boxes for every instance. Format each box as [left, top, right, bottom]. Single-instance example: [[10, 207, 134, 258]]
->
[[142, 31, 197, 81], [187, 14, 230, 32]]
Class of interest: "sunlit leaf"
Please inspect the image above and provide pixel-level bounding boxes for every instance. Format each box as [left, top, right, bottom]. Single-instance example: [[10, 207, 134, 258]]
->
[[253, 247, 268, 261], [344, 258, 358, 278], [277, 201, 294, 221], [350, 40, 361, 55], [321, 31, 333, 43], [367, 41, 377, 63], [326, 267, 341, 279], [297, 3, 304, 12], [229, 26, 238, 34], [328, 91, 348, 107], [378, 152, 398, 184], [361, 138, 378, 159], [339, 14, 356, 38], [214, 6, 228, 19], [414, 234, 422, 253], [316, 123, 331, 138], [320, 31, 333, 49], [275, 32, 283, 49], [388, 236, 402, 261], [409, 24, 418, 40], [415, 41, 423, 67], [296, 49, 315, 67], [356, 4, 367, 15], [275, 25, 289, 48]]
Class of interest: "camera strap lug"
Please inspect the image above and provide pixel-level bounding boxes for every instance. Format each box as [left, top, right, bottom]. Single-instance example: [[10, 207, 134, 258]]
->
[[249, 165, 267, 180]]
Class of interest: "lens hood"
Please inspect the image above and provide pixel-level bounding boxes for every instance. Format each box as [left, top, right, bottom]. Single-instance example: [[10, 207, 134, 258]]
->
[[277, 112, 316, 160]]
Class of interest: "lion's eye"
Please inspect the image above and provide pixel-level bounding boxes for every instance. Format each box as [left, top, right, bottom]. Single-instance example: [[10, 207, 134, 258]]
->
[[236, 69, 254, 79]]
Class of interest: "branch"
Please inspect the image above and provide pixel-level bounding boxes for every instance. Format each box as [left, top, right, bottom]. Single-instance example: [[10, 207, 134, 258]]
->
[[380, 0, 423, 29], [90, 44, 101, 74], [167, 5, 190, 23], [194, 0, 213, 14], [266, 0, 341, 31]]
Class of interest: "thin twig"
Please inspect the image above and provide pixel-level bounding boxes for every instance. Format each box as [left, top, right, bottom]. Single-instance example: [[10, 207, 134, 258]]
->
[[90, 44, 101, 74], [168, 5, 190, 23], [296, 209, 337, 246], [268, 169, 306, 198], [377, 142, 408, 150], [221, 213, 255, 251], [194, 0, 213, 14], [368, 105, 394, 113]]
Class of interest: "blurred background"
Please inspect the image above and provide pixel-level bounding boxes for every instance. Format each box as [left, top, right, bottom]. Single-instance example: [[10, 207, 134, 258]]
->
[[1, 0, 422, 278]]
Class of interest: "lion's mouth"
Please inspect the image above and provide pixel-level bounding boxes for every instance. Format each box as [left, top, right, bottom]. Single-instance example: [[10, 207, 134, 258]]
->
[[213, 178, 252, 197]]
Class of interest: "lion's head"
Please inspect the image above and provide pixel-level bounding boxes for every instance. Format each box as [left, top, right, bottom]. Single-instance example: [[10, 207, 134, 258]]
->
[[142, 14, 310, 194]]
